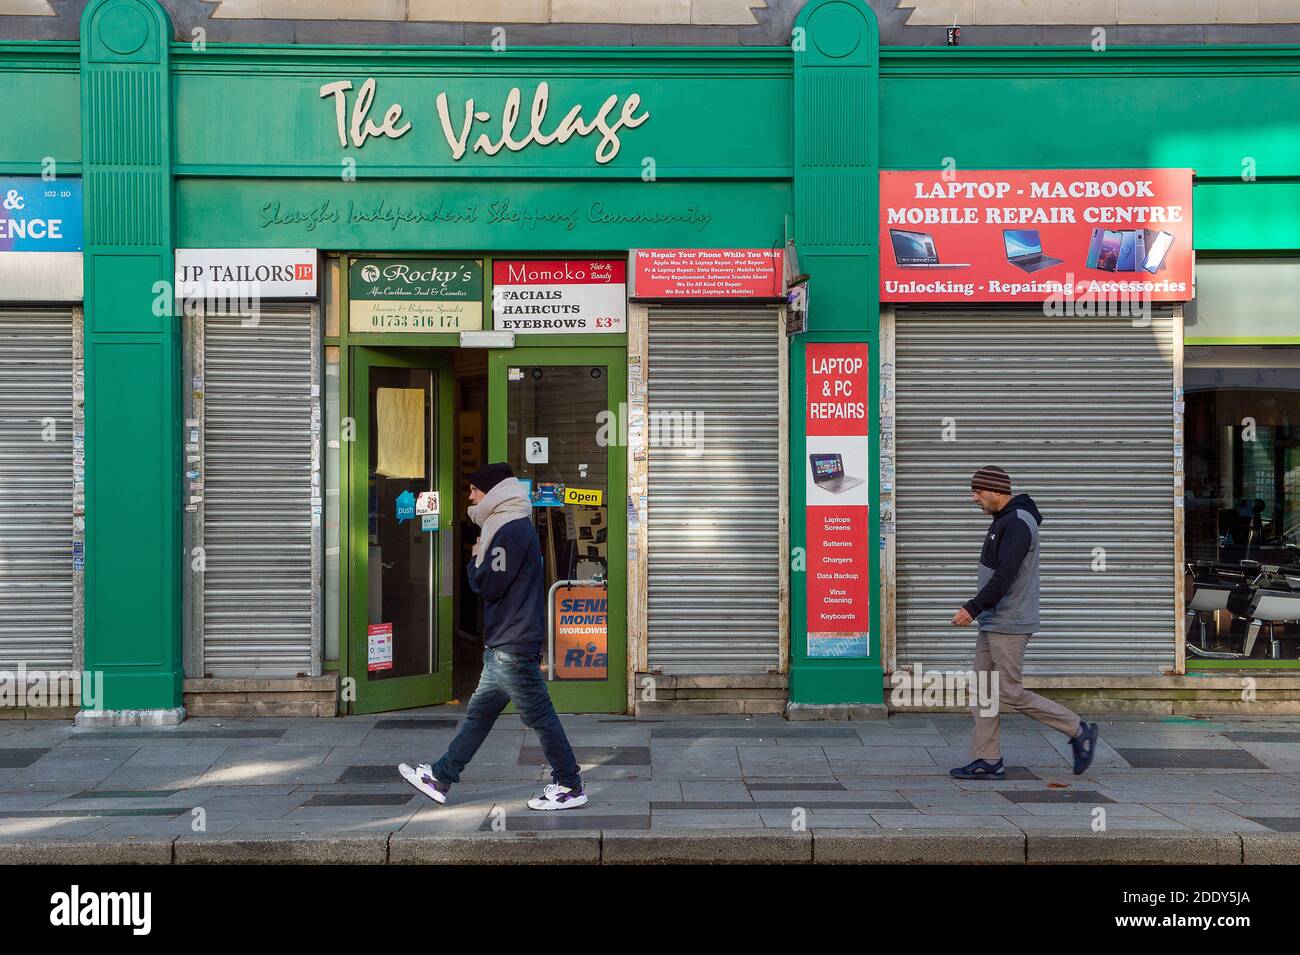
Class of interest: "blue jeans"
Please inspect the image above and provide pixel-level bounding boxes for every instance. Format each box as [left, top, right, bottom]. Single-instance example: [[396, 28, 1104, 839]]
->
[[431, 648, 582, 789]]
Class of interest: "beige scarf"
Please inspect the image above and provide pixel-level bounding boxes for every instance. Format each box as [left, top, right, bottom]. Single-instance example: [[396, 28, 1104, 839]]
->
[[468, 477, 532, 566]]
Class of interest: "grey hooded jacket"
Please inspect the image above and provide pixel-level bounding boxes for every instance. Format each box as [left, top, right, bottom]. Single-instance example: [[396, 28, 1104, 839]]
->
[[961, 494, 1043, 634]]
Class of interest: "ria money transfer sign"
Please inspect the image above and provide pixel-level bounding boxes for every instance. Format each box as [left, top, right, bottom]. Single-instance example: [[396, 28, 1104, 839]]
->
[[553, 585, 608, 680]]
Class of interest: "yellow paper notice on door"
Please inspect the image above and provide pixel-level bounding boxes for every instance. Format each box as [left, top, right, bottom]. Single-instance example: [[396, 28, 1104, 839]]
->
[[376, 387, 425, 478]]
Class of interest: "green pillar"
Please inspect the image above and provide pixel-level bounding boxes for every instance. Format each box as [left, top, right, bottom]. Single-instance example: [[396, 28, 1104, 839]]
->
[[788, 0, 883, 713], [78, 0, 183, 720]]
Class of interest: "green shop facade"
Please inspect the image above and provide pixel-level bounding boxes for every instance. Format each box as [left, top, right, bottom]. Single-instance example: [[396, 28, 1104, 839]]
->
[[2, 0, 1299, 722]]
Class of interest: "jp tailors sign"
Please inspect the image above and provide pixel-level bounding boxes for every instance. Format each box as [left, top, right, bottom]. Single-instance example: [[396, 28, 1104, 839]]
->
[[492, 259, 626, 333], [553, 585, 608, 680], [350, 258, 483, 331], [175, 249, 317, 298], [805, 344, 870, 659], [0, 177, 81, 251], [880, 169, 1193, 303]]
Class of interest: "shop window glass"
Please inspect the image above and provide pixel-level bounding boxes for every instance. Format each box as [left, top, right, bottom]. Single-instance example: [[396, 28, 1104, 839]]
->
[[1185, 345, 1300, 658], [1186, 258, 1300, 340], [506, 365, 609, 679], [1186, 346, 1300, 563]]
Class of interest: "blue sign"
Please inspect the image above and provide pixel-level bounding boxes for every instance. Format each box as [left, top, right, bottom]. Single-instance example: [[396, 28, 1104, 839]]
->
[[532, 481, 564, 507], [0, 178, 82, 252], [395, 490, 415, 523], [807, 633, 869, 659]]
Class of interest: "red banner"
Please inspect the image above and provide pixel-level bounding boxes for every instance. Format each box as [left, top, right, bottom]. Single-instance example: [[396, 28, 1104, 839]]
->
[[630, 249, 783, 298], [805, 343, 870, 659], [879, 169, 1194, 303]]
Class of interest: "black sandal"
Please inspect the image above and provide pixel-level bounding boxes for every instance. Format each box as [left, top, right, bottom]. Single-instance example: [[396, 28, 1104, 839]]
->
[[949, 759, 1006, 780]]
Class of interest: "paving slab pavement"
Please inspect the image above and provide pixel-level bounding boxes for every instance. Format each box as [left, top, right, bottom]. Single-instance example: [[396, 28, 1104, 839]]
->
[[0, 711, 1299, 863]]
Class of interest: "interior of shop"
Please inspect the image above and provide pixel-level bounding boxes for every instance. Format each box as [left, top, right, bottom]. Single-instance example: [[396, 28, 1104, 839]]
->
[[1184, 344, 1300, 661]]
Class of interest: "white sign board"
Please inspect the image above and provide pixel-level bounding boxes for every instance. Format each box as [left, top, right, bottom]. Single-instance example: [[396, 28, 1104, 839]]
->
[[492, 259, 626, 334], [175, 248, 318, 298]]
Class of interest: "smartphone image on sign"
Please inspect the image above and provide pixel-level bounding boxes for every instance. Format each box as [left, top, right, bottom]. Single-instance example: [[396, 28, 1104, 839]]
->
[[1096, 230, 1122, 271], [1085, 228, 1104, 269], [1117, 230, 1137, 271], [1142, 230, 1175, 273], [1134, 230, 1146, 273]]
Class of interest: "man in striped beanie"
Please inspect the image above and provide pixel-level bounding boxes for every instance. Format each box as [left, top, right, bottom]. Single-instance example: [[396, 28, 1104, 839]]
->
[[949, 466, 1100, 779]]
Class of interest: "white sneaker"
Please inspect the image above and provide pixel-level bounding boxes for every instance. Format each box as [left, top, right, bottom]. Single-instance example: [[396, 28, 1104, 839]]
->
[[398, 762, 449, 804], [527, 783, 588, 811]]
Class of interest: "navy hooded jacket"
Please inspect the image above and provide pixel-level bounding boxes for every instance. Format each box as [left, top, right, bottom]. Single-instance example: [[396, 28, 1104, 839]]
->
[[467, 516, 546, 655]]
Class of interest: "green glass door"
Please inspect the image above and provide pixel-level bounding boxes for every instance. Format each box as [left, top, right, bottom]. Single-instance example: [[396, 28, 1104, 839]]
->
[[488, 347, 627, 714], [349, 347, 454, 713]]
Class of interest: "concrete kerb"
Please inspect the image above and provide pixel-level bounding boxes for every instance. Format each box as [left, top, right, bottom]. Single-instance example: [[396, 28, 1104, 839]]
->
[[813, 828, 1027, 864], [1025, 831, 1243, 865], [172, 832, 388, 864], [0, 837, 176, 865], [389, 830, 600, 864], [1241, 832, 1300, 864], [6, 829, 1300, 864], [600, 827, 813, 864]]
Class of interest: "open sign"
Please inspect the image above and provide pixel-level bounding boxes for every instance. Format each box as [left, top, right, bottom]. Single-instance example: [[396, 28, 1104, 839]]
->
[[563, 486, 604, 507]]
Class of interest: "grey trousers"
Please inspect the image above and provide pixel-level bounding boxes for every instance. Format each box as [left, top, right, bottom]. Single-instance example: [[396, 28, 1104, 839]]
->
[[971, 630, 1082, 761]]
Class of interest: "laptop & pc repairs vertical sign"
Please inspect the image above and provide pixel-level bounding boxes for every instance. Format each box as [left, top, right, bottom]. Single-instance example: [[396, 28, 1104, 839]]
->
[[805, 343, 871, 659], [878, 169, 1193, 303]]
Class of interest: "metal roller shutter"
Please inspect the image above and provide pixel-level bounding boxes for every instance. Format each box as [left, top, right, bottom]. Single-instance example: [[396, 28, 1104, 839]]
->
[[201, 304, 317, 676], [646, 308, 781, 673], [0, 309, 74, 670], [893, 307, 1176, 675]]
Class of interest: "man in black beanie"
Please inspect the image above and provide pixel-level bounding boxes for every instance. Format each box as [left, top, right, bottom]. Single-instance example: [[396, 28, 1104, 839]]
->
[[949, 466, 1099, 780], [399, 462, 586, 810]]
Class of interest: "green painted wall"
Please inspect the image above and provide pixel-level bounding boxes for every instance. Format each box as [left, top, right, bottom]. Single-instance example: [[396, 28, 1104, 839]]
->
[[175, 179, 789, 250], [0, 43, 81, 173], [171, 49, 792, 179], [879, 47, 1300, 177]]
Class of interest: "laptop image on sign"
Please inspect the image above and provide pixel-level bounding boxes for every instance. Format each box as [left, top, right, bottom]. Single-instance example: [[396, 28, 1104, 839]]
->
[[889, 229, 971, 268], [1003, 229, 1064, 273], [810, 453, 865, 494]]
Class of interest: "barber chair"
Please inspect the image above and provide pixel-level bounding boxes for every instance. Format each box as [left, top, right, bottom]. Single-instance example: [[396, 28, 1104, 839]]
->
[[1187, 561, 1300, 660], [1185, 561, 1248, 659]]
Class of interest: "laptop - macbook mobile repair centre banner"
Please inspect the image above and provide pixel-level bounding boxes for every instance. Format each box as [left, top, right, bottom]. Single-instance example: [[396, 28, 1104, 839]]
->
[[879, 169, 1194, 303]]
